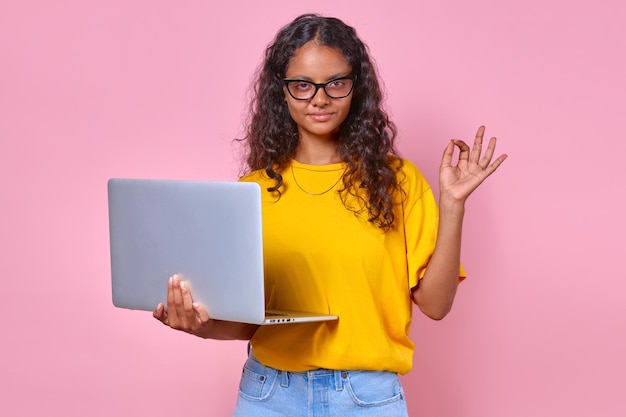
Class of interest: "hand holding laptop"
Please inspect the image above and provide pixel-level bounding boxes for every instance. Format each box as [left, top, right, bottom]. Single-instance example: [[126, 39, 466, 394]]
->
[[153, 274, 259, 340], [153, 274, 210, 335]]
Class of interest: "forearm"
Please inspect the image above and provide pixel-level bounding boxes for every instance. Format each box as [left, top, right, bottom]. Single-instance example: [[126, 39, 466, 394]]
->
[[413, 197, 464, 320], [194, 319, 259, 340]]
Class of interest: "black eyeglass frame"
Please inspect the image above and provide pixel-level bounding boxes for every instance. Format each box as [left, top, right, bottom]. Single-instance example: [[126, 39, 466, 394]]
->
[[282, 75, 357, 100]]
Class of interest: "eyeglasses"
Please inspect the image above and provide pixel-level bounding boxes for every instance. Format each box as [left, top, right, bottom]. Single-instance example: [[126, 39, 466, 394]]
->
[[283, 76, 356, 100]]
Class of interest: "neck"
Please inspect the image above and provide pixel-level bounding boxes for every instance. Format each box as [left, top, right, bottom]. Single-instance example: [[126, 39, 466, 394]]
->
[[294, 135, 341, 165]]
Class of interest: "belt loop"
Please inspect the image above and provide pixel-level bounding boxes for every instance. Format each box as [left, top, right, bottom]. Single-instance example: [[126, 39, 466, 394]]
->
[[280, 370, 289, 387], [334, 370, 344, 391]]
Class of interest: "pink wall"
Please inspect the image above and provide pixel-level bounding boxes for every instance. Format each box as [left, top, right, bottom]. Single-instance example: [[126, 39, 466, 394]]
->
[[2, 1, 625, 416]]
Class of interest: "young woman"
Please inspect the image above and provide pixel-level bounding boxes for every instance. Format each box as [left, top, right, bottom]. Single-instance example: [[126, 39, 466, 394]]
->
[[153, 13, 506, 416]]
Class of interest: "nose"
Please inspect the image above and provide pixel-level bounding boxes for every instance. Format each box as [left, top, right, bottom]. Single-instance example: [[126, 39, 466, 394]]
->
[[311, 86, 331, 106]]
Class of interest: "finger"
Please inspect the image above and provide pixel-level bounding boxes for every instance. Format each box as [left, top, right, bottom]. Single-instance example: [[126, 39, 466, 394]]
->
[[166, 275, 184, 327], [193, 302, 211, 323], [453, 140, 471, 162], [484, 153, 508, 176], [153, 303, 168, 324], [440, 140, 456, 169], [171, 274, 187, 324], [166, 275, 176, 308], [478, 136, 497, 168], [470, 126, 485, 163], [180, 280, 198, 323]]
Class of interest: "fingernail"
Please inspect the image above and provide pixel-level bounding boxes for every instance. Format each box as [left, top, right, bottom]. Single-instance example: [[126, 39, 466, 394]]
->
[[180, 280, 186, 290]]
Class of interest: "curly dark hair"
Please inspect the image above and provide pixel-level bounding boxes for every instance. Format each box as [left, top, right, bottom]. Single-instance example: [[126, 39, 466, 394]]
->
[[240, 14, 403, 231]]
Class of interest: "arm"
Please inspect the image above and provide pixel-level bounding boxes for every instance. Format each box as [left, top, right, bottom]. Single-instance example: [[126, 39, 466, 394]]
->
[[153, 274, 259, 340], [412, 126, 507, 320]]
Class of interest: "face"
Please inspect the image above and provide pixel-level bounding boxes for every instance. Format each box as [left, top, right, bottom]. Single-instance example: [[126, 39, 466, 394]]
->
[[283, 42, 353, 146]]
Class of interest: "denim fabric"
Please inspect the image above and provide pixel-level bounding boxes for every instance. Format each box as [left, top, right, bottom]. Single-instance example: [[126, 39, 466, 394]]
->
[[232, 353, 409, 417]]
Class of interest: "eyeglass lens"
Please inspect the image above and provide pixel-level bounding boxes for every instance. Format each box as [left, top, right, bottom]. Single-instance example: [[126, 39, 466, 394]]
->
[[286, 78, 353, 100]]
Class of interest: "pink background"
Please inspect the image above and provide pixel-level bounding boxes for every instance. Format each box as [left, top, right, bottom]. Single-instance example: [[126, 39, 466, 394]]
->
[[2, 1, 625, 416]]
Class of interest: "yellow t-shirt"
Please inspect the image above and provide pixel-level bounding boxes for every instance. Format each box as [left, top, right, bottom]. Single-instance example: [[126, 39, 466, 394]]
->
[[239, 158, 463, 374]]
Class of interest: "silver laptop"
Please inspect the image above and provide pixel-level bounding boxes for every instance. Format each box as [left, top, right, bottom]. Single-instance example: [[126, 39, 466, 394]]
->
[[107, 178, 338, 325]]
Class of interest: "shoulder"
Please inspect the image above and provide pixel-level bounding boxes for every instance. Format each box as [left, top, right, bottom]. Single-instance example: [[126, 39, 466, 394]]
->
[[239, 168, 283, 203], [239, 168, 271, 184], [390, 157, 432, 199]]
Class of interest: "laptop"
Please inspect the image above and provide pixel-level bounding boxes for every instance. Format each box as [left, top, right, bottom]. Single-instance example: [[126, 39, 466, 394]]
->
[[107, 178, 338, 325]]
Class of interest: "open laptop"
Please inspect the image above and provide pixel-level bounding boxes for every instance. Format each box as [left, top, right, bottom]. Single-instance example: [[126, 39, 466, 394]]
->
[[107, 178, 338, 325]]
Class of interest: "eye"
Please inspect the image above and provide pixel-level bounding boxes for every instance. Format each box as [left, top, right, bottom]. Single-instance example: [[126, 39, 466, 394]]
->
[[290, 82, 313, 91], [328, 80, 346, 88]]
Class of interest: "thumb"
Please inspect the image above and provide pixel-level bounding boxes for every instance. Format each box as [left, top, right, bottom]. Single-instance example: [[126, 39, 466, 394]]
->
[[153, 303, 169, 325]]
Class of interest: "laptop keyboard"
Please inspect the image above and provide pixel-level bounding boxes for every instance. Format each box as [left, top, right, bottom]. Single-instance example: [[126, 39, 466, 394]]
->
[[265, 312, 288, 317]]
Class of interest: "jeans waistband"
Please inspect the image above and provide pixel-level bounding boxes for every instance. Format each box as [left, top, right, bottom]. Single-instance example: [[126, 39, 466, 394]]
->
[[248, 345, 346, 390]]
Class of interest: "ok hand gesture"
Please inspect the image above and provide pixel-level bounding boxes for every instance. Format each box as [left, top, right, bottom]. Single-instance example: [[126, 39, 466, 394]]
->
[[439, 126, 507, 204]]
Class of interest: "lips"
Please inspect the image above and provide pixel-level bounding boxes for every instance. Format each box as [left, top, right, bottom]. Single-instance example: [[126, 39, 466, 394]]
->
[[308, 112, 333, 122]]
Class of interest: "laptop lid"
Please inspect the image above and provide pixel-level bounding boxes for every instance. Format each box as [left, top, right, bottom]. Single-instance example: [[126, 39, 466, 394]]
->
[[107, 178, 337, 325], [108, 178, 267, 324]]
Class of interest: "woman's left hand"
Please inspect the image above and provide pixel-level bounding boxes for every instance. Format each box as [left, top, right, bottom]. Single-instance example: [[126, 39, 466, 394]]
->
[[439, 126, 507, 204]]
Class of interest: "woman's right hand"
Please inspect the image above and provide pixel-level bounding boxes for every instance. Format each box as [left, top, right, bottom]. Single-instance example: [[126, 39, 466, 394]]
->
[[153, 274, 212, 337], [153, 274, 259, 340]]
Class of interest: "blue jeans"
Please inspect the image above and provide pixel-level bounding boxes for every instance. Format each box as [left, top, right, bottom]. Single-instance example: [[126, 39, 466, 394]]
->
[[232, 352, 409, 417]]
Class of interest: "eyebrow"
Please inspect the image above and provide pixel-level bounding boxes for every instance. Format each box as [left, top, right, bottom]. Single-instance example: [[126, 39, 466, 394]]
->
[[284, 73, 352, 81]]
